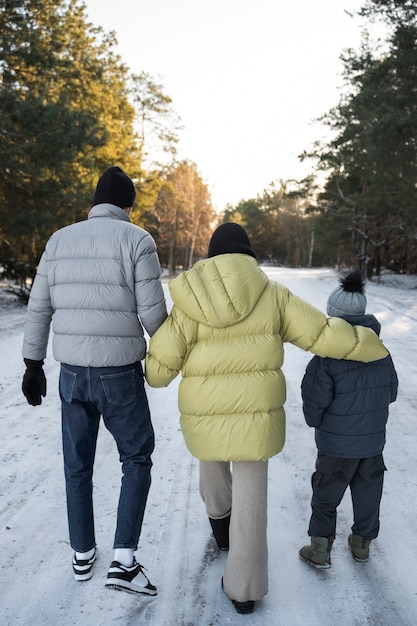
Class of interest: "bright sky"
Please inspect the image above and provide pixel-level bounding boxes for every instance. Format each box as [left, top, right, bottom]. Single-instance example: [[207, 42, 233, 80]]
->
[[84, 0, 366, 210]]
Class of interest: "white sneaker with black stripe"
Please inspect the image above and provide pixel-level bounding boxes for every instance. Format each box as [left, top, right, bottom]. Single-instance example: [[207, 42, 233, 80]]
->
[[105, 558, 157, 595], [72, 548, 98, 581]]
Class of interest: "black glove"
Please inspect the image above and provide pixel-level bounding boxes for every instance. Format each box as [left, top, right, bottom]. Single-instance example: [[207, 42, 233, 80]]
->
[[22, 358, 47, 406]]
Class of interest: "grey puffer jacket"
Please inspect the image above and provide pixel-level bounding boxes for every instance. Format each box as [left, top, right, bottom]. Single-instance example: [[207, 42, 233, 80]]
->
[[22, 204, 167, 367], [301, 314, 398, 458]]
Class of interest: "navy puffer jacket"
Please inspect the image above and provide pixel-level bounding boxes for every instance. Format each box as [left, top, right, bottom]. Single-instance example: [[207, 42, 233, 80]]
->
[[301, 314, 398, 458]]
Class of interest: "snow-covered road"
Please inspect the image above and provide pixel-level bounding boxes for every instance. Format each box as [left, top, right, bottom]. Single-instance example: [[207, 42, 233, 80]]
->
[[1, 268, 416, 625]]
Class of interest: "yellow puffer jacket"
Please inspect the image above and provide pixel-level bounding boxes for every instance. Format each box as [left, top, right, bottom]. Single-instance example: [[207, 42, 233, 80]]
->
[[145, 255, 388, 462]]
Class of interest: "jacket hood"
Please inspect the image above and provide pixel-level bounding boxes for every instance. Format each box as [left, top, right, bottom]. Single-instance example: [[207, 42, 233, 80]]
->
[[169, 254, 269, 328], [338, 313, 381, 336]]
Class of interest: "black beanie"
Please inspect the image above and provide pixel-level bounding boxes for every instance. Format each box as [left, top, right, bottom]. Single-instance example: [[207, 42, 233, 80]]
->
[[93, 166, 136, 209], [207, 222, 257, 259]]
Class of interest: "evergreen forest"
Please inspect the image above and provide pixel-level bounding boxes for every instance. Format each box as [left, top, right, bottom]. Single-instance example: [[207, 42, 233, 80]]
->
[[1, 0, 417, 293]]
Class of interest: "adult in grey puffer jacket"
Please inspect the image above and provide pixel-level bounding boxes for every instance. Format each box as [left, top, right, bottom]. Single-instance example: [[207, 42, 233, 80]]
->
[[299, 270, 398, 569], [22, 201, 166, 367], [21, 166, 167, 594]]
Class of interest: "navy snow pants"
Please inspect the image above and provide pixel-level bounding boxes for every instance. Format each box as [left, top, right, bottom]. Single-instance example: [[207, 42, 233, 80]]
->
[[308, 453, 386, 541]]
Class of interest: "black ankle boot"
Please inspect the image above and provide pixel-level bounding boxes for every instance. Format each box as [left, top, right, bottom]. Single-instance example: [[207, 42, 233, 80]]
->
[[232, 599, 255, 614], [209, 514, 230, 551], [221, 577, 255, 614]]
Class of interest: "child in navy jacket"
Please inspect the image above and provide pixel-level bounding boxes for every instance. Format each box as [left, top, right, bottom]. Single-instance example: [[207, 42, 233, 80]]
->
[[299, 270, 398, 568]]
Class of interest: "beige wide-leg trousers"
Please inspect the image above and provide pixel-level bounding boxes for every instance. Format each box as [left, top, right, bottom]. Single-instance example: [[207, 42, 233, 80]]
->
[[199, 460, 268, 602]]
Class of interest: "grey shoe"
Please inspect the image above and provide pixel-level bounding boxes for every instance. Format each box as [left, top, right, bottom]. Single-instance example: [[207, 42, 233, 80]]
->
[[348, 534, 370, 562], [299, 536, 334, 569]]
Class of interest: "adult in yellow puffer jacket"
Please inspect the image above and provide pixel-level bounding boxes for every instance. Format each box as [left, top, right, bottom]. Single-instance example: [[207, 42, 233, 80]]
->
[[145, 223, 388, 615]]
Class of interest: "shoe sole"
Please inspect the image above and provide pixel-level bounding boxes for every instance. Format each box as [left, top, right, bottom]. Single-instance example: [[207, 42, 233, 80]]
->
[[74, 572, 94, 582], [299, 553, 331, 569], [105, 582, 157, 596], [351, 554, 369, 562]]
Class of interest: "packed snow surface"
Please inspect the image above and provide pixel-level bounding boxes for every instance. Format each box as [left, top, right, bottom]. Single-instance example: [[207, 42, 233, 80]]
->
[[1, 267, 416, 625]]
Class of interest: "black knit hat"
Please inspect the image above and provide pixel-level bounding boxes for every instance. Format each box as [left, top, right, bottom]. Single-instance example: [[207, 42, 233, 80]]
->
[[207, 222, 257, 259], [93, 166, 136, 209]]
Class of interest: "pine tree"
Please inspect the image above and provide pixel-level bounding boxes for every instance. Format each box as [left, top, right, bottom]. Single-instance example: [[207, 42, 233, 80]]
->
[[0, 0, 138, 285]]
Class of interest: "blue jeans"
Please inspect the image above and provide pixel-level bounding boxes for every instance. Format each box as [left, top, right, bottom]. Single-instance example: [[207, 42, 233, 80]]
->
[[59, 361, 154, 553]]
